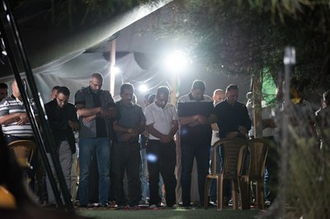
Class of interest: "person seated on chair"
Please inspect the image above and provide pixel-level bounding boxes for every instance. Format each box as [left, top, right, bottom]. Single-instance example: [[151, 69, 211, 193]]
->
[[0, 79, 39, 192], [214, 84, 251, 205], [0, 136, 90, 219]]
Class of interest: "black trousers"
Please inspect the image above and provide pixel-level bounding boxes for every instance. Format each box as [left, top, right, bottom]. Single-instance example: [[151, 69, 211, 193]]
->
[[113, 141, 141, 207], [147, 139, 177, 207], [181, 136, 210, 207]]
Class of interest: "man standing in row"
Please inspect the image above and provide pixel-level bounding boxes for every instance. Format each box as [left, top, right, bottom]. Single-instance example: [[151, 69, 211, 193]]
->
[[44, 86, 79, 206], [177, 80, 217, 208], [75, 73, 116, 207], [145, 86, 178, 208], [113, 83, 146, 209]]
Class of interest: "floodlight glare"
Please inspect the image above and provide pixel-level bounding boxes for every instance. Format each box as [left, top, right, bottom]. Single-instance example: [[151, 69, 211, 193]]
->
[[139, 84, 148, 93], [113, 66, 121, 75], [164, 50, 188, 73]]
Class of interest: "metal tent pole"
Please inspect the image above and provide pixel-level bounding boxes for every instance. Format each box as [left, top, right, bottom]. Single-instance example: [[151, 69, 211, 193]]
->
[[0, 0, 74, 211]]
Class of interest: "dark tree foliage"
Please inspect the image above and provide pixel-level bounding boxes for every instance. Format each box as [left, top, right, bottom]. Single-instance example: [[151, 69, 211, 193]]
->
[[10, 0, 163, 26], [153, 0, 330, 91]]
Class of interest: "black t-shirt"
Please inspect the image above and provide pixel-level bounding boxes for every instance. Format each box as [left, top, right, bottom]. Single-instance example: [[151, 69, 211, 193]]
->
[[214, 100, 251, 139], [177, 93, 214, 141]]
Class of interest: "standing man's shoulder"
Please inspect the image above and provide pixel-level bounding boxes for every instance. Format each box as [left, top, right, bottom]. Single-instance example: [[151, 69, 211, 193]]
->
[[166, 102, 177, 109], [44, 99, 55, 108], [236, 101, 248, 108], [100, 89, 111, 96], [74, 86, 89, 102], [100, 89, 115, 103], [133, 103, 143, 111], [67, 102, 76, 109], [144, 102, 154, 111], [203, 94, 213, 102], [75, 86, 89, 95], [115, 100, 121, 106], [215, 99, 226, 109], [177, 94, 190, 103]]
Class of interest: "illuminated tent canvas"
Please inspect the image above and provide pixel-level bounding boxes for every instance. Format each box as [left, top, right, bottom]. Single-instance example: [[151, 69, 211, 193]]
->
[[0, 0, 252, 105], [0, 1, 173, 103]]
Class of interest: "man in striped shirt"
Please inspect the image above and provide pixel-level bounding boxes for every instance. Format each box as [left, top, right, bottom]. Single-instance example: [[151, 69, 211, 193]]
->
[[0, 79, 37, 143], [0, 79, 38, 190]]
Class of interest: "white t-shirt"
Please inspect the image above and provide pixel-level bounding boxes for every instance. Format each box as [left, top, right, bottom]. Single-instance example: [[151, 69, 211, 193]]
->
[[145, 102, 178, 140]]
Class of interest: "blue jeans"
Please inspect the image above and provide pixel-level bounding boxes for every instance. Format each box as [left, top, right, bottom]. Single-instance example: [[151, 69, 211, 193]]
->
[[140, 148, 149, 202], [79, 138, 110, 205]]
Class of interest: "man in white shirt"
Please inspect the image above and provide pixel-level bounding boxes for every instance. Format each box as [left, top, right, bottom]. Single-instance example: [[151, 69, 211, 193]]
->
[[145, 86, 179, 208]]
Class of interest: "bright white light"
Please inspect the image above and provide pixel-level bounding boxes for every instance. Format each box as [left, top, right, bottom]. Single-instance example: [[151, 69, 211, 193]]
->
[[147, 154, 158, 163], [164, 50, 188, 73], [139, 84, 148, 93], [112, 66, 121, 75]]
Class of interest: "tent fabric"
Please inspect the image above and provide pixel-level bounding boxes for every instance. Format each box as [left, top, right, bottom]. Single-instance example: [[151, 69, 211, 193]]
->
[[0, 0, 171, 78], [34, 51, 169, 103], [1, 1, 252, 106]]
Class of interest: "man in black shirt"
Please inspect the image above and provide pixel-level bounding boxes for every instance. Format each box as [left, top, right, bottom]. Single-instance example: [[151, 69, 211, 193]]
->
[[177, 80, 217, 207], [214, 84, 251, 204], [215, 84, 251, 139], [45, 86, 79, 206]]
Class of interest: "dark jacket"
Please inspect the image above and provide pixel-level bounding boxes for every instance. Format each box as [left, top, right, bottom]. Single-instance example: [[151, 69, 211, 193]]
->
[[74, 86, 115, 139], [45, 99, 78, 154]]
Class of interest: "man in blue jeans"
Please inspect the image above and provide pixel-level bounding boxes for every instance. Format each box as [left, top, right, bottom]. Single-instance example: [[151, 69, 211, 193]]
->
[[75, 73, 116, 207]]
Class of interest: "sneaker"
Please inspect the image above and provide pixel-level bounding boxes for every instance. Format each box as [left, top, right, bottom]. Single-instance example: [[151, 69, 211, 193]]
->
[[90, 203, 99, 207], [228, 199, 233, 207], [139, 200, 149, 206], [109, 201, 117, 208], [265, 200, 271, 206], [115, 205, 128, 210], [209, 200, 217, 206], [99, 203, 109, 207]]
